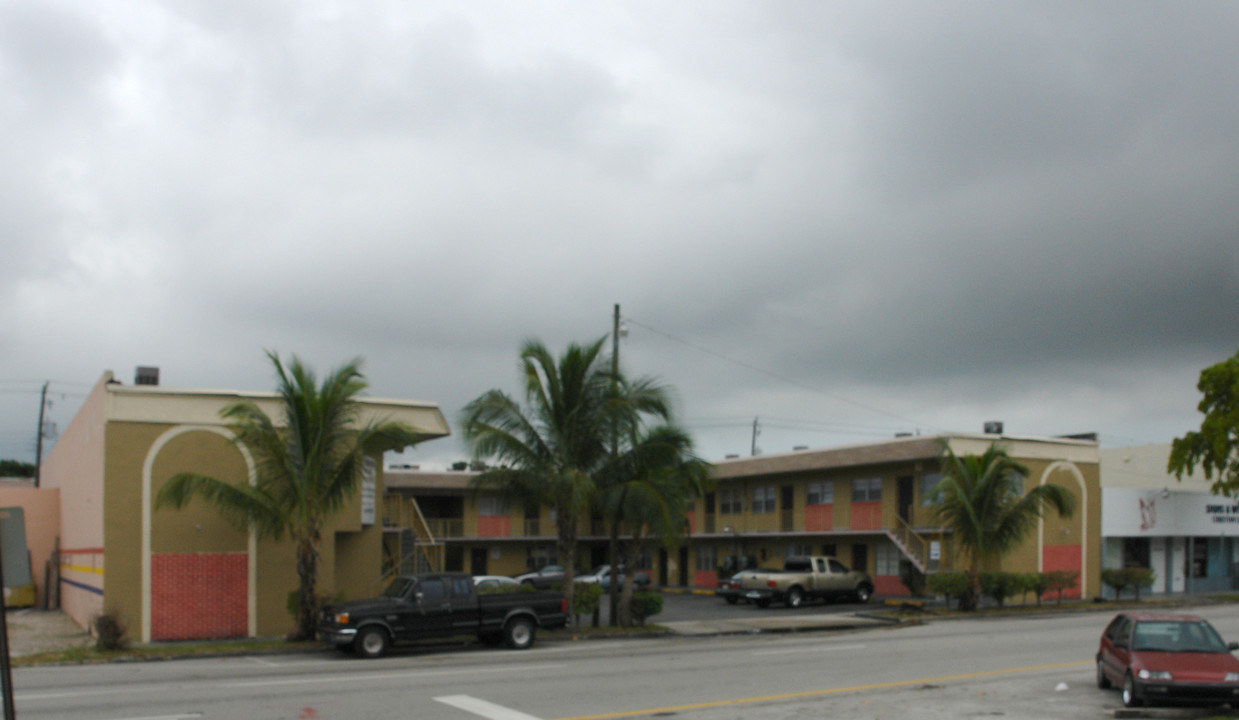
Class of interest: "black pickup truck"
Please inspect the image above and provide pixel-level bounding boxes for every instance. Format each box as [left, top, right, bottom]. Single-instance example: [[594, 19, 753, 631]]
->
[[318, 573, 568, 658]]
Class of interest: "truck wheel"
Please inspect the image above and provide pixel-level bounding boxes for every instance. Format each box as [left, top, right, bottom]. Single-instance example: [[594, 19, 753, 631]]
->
[[354, 627, 390, 659], [755, 598, 771, 609], [504, 617, 536, 649], [786, 587, 805, 608], [854, 585, 873, 604]]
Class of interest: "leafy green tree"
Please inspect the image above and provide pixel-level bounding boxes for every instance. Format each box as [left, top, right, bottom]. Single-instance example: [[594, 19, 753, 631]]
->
[[930, 442, 1076, 611], [461, 338, 617, 622], [1169, 350, 1239, 495], [155, 352, 426, 640], [0, 459, 35, 477]]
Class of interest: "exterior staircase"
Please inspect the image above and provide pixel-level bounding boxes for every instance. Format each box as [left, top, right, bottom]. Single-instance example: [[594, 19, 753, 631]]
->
[[884, 516, 949, 574]]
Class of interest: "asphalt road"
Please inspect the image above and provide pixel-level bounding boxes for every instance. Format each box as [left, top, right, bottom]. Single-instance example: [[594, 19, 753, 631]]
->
[[12, 603, 1239, 720]]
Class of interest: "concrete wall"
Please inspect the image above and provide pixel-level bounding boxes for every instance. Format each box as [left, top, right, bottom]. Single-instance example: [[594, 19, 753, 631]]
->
[[40, 373, 111, 629], [0, 485, 60, 607]]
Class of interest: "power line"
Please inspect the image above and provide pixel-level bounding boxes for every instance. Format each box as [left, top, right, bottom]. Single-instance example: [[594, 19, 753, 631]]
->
[[624, 316, 941, 432]]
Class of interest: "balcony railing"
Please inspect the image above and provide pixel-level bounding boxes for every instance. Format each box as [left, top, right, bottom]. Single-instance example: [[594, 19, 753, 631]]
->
[[426, 518, 465, 538]]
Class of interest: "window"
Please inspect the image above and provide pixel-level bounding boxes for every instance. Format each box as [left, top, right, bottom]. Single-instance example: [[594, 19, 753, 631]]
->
[[478, 495, 510, 516], [1122, 537, 1150, 569], [787, 543, 812, 558], [417, 579, 446, 603], [919, 472, 942, 505], [696, 545, 717, 572], [875, 542, 901, 576], [527, 546, 556, 570], [719, 488, 742, 514], [828, 558, 849, 573], [851, 477, 881, 503], [807, 481, 834, 505], [753, 486, 776, 513], [821, 543, 837, 557]]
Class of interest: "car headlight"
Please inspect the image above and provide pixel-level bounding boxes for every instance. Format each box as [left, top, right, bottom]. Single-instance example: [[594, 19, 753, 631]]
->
[[333, 612, 350, 625], [1137, 669, 1172, 681], [1225, 673, 1239, 683]]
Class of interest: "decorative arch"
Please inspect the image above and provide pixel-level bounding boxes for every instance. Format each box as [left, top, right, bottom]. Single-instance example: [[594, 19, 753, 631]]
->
[[1037, 461, 1089, 598], [142, 425, 257, 643]]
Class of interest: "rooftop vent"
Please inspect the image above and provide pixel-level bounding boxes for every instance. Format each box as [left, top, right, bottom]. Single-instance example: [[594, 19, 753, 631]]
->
[[895, 432, 913, 438], [724, 454, 740, 459], [793, 445, 809, 451], [983, 421, 1004, 435], [135, 366, 160, 386]]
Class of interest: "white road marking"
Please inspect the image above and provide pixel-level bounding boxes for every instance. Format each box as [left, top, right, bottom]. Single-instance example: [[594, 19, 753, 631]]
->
[[435, 695, 543, 720], [98, 715, 203, 720], [224, 662, 565, 688], [752, 643, 867, 656]]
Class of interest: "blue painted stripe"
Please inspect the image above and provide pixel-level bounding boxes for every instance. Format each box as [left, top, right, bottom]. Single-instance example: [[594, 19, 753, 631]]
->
[[60, 577, 104, 596]]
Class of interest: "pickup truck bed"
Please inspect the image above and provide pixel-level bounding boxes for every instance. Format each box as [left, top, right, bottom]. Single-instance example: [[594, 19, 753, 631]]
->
[[319, 573, 568, 658]]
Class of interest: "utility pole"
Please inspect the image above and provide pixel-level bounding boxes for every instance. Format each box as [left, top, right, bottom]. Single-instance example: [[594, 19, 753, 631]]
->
[[608, 304, 621, 625], [751, 416, 761, 457], [34, 381, 48, 488], [0, 516, 16, 720]]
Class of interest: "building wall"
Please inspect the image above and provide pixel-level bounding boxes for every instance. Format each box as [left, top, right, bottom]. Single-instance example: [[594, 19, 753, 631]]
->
[[0, 485, 60, 607], [40, 373, 112, 629]]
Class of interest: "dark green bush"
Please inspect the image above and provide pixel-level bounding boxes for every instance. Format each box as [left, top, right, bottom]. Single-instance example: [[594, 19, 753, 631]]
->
[[93, 611, 129, 651], [926, 571, 970, 608], [1101, 567, 1156, 600], [1045, 570, 1079, 604], [979, 572, 1023, 607], [630, 591, 663, 625], [572, 581, 602, 617]]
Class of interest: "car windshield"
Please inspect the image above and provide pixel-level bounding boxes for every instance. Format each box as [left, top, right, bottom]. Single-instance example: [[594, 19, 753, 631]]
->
[[1133, 620, 1229, 653], [382, 578, 413, 598]]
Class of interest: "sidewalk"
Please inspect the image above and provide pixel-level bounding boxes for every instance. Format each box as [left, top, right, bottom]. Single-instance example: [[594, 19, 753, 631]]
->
[[660, 612, 893, 636]]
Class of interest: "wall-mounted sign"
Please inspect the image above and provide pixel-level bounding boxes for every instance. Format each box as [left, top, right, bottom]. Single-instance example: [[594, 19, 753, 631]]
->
[[360, 456, 377, 526]]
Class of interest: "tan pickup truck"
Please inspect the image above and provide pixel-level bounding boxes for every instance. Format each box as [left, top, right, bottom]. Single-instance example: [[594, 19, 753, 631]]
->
[[739, 556, 874, 608]]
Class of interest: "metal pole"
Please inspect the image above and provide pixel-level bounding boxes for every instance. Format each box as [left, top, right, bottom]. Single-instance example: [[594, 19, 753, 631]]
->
[[0, 515, 19, 720]]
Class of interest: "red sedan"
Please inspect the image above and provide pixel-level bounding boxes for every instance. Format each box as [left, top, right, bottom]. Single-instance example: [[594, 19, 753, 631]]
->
[[1097, 611, 1239, 708]]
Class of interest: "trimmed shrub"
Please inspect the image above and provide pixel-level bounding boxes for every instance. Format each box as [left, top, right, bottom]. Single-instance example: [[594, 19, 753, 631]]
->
[[979, 572, 1023, 608], [926, 571, 970, 609], [572, 581, 602, 618], [630, 591, 664, 625], [93, 611, 129, 651], [1101, 567, 1157, 601], [1045, 570, 1079, 604]]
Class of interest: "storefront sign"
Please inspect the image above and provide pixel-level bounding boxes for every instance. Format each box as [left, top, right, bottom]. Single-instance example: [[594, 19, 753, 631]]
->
[[1103, 488, 1239, 536]]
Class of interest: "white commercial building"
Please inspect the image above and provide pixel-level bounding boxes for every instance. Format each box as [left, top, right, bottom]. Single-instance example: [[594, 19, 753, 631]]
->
[[1101, 444, 1238, 596]]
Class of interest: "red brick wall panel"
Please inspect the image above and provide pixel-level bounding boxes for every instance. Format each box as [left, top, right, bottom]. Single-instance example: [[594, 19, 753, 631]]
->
[[151, 553, 247, 640], [874, 575, 907, 597], [850, 501, 882, 530], [1041, 544, 1082, 600], [693, 570, 718, 589]]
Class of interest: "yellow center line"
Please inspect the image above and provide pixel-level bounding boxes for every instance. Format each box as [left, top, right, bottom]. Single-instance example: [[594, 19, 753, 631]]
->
[[548, 660, 1091, 720]]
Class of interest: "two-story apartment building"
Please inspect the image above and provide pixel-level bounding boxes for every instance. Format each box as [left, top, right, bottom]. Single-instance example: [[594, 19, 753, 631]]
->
[[382, 431, 1102, 600]]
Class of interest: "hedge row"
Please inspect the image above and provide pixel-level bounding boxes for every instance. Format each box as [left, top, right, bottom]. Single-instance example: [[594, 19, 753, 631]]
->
[[926, 570, 1080, 608]]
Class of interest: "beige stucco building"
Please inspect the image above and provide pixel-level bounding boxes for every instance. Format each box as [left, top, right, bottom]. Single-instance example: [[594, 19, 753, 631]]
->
[[40, 370, 449, 641]]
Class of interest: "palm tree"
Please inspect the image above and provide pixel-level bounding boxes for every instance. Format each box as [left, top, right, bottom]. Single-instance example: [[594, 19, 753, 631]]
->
[[155, 352, 427, 640], [461, 338, 613, 619], [599, 424, 710, 625], [930, 441, 1076, 611]]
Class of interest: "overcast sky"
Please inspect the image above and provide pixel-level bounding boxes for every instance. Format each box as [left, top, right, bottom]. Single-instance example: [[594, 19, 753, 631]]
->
[[3, 1, 1237, 470]]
